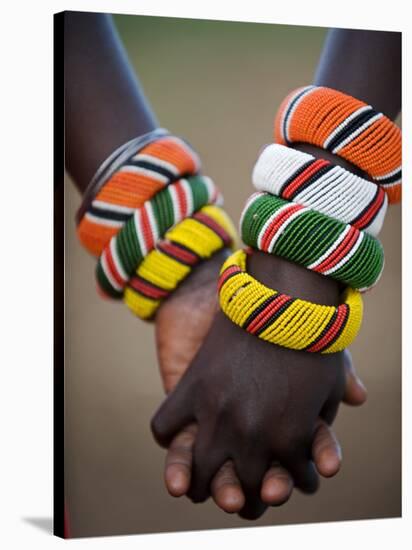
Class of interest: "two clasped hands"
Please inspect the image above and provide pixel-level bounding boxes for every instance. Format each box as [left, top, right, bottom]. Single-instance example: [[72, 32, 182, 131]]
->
[[150, 247, 367, 520]]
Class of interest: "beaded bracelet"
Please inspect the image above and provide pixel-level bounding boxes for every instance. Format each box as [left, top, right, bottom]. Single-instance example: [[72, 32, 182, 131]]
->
[[124, 205, 237, 320], [274, 86, 401, 203], [96, 175, 223, 299], [240, 192, 384, 291], [77, 131, 201, 256], [218, 249, 363, 353], [252, 144, 387, 237]]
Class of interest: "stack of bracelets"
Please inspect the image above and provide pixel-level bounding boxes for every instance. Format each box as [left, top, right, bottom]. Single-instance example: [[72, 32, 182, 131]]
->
[[218, 86, 401, 354], [76, 128, 237, 320], [76, 88, 401, 352]]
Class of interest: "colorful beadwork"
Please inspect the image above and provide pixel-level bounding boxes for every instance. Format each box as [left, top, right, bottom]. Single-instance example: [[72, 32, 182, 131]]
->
[[253, 144, 387, 236], [77, 134, 201, 256], [96, 175, 223, 298], [274, 86, 401, 203], [240, 192, 384, 291], [218, 249, 363, 353], [124, 205, 237, 319]]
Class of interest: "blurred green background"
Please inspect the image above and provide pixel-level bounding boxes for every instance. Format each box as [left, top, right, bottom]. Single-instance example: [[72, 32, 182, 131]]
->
[[65, 14, 401, 538]]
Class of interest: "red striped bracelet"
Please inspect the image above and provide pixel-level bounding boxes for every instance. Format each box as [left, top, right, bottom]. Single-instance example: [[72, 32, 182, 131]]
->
[[252, 144, 387, 236]]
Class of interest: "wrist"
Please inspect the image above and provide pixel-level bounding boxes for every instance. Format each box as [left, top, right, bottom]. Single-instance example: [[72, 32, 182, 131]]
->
[[247, 251, 341, 306]]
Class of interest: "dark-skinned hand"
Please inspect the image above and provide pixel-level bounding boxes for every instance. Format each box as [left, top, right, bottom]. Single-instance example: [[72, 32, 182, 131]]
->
[[153, 251, 367, 519]]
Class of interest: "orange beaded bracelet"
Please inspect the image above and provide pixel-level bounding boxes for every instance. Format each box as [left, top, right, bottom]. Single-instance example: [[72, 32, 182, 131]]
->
[[274, 86, 401, 204], [76, 131, 200, 256]]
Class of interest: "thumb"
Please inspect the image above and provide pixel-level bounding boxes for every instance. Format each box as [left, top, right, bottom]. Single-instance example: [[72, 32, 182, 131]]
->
[[151, 374, 195, 448]]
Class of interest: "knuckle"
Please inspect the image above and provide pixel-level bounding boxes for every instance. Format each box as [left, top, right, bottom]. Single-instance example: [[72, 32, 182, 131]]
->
[[167, 443, 192, 463]]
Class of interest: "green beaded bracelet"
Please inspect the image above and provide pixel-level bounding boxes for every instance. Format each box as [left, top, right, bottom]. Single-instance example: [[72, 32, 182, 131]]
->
[[240, 192, 384, 291], [96, 175, 222, 298]]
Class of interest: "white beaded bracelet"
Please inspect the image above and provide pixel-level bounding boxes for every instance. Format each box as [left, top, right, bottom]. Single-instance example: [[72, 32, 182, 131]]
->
[[252, 144, 388, 237]]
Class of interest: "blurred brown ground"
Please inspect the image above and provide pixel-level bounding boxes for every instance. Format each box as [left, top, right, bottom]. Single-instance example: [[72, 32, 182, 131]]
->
[[64, 16, 401, 537]]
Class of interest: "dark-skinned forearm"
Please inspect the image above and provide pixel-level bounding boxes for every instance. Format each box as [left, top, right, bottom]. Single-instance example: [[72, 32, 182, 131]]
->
[[64, 12, 158, 193], [315, 29, 401, 119]]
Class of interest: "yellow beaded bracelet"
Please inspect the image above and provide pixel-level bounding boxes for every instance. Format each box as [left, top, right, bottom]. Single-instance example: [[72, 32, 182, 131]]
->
[[124, 205, 237, 319], [218, 249, 363, 353]]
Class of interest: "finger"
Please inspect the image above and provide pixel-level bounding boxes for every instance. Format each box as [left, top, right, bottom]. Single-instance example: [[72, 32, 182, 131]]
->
[[210, 460, 245, 514], [234, 455, 269, 520], [285, 457, 319, 494], [151, 378, 195, 448], [187, 427, 228, 503], [342, 349, 367, 406], [320, 359, 346, 425], [312, 420, 342, 478], [164, 423, 197, 497], [319, 397, 340, 425], [260, 464, 293, 506], [238, 495, 268, 521], [238, 498, 268, 520]]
